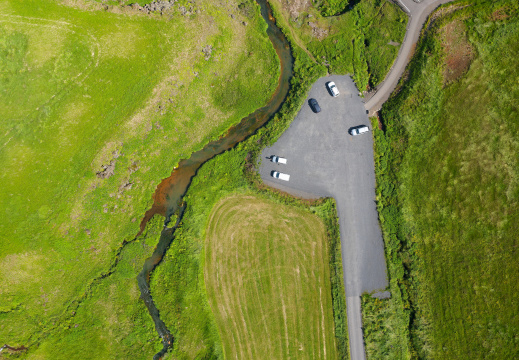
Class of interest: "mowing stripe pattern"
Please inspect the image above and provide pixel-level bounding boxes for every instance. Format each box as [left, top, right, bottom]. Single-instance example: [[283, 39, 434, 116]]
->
[[204, 195, 338, 359]]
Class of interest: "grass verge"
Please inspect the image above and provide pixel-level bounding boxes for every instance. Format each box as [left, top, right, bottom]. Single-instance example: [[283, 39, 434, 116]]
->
[[367, 1, 519, 358]]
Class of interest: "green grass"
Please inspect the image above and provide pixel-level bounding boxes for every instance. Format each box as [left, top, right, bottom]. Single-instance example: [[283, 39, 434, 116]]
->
[[150, 149, 348, 359], [0, 0, 278, 356], [361, 294, 404, 359], [268, 0, 407, 90], [149, 21, 349, 358], [205, 194, 337, 359], [20, 216, 166, 359], [368, 1, 519, 358]]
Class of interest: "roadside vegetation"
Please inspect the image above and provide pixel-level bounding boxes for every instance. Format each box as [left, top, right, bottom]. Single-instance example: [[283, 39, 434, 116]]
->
[[269, 0, 407, 91], [366, 0, 519, 358], [0, 0, 278, 357]]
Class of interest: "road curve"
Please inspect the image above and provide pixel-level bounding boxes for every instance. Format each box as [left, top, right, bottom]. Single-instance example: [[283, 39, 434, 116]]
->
[[364, 0, 455, 115]]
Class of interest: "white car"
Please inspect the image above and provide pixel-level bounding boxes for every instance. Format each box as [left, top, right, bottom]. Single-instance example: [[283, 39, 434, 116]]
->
[[350, 126, 370, 136], [271, 155, 287, 164], [327, 81, 340, 97], [272, 171, 290, 181]]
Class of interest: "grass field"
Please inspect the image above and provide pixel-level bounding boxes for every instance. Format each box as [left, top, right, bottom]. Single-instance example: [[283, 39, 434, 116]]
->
[[367, 1, 519, 358], [0, 0, 278, 356], [205, 195, 338, 359], [268, 0, 407, 90], [146, 7, 351, 357]]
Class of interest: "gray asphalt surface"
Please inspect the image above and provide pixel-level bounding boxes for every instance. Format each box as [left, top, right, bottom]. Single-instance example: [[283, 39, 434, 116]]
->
[[259, 75, 387, 360], [260, 75, 388, 295]]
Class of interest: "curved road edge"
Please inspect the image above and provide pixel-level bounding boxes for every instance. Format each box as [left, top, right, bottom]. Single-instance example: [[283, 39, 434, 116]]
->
[[356, 1, 455, 359], [364, 0, 455, 115]]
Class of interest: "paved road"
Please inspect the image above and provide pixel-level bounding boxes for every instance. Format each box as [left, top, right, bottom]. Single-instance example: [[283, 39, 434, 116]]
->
[[364, 0, 455, 114], [259, 75, 386, 360]]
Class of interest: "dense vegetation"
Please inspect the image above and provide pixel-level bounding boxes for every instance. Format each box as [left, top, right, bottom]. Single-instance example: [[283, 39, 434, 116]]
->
[[205, 195, 337, 359], [0, 0, 278, 357], [365, 0, 519, 358], [317, 0, 350, 16], [269, 0, 407, 91]]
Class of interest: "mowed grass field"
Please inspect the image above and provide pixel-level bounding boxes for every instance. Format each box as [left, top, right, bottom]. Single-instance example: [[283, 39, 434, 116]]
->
[[368, 1, 519, 358], [204, 195, 338, 360], [0, 0, 278, 356]]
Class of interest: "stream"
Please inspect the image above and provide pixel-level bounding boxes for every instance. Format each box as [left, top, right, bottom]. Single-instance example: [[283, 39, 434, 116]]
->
[[135, 1, 293, 359]]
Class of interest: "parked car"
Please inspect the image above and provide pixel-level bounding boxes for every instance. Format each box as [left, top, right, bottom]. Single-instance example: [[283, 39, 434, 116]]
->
[[326, 81, 340, 97], [271, 171, 290, 181], [309, 98, 321, 113], [271, 155, 287, 164], [349, 125, 370, 136]]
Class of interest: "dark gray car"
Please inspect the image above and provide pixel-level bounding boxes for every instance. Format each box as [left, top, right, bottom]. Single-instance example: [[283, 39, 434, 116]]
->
[[309, 98, 321, 113]]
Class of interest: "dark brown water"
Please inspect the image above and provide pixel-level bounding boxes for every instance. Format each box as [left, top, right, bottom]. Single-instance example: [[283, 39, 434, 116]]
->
[[136, 1, 294, 359], [0, 344, 27, 353]]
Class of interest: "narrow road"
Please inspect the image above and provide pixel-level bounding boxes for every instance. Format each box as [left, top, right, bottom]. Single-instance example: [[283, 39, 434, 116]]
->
[[364, 0, 455, 115]]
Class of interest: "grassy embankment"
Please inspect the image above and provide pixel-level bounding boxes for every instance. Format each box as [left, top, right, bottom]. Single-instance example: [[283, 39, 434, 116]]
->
[[0, 0, 278, 357], [268, 0, 407, 91], [363, 1, 519, 358], [149, 2, 351, 358], [150, 154, 348, 359], [205, 195, 337, 359]]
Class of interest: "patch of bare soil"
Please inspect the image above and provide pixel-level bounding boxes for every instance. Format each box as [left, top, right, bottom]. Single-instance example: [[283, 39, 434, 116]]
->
[[490, 7, 511, 21], [96, 150, 121, 179], [441, 20, 473, 84], [280, 0, 311, 20], [308, 21, 328, 40]]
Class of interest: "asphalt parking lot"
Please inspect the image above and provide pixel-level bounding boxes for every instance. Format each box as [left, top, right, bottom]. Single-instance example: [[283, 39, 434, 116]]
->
[[259, 75, 388, 296]]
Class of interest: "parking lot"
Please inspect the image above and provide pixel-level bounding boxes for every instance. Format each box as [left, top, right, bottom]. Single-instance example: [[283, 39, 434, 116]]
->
[[258, 75, 388, 296]]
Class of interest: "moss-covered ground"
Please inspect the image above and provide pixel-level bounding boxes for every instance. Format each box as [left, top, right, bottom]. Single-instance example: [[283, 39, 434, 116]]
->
[[365, 1, 519, 358], [0, 0, 278, 357]]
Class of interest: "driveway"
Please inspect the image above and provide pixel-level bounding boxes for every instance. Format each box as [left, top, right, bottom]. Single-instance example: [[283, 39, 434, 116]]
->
[[259, 75, 387, 360], [260, 75, 388, 296]]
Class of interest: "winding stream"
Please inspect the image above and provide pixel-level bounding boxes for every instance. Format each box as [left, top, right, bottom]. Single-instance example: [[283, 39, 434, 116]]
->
[[136, 1, 293, 358]]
